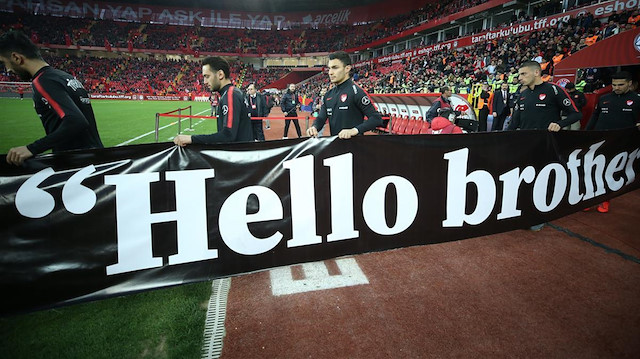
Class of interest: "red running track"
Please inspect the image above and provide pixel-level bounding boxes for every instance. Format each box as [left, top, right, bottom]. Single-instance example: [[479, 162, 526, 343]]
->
[[261, 109, 317, 140], [218, 189, 640, 358]]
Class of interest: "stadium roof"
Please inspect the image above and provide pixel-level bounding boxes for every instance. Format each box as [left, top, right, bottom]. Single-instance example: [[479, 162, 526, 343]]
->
[[110, 0, 387, 12]]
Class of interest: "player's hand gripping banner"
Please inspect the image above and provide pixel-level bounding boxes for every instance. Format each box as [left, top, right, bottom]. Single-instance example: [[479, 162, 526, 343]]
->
[[1, 129, 639, 315]]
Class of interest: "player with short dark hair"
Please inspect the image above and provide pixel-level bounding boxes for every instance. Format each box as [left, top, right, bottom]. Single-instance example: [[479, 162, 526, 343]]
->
[[202, 56, 230, 79], [586, 71, 640, 131], [584, 71, 640, 214], [328, 50, 352, 67], [507, 61, 581, 131], [306, 51, 382, 139], [174, 56, 253, 146], [507, 61, 582, 231], [0, 30, 103, 166]]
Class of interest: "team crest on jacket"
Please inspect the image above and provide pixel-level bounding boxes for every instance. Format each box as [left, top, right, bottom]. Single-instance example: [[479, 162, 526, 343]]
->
[[66, 78, 84, 91], [341, 94, 348, 102], [627, 100, 634, 106], [539, 94, 546, 100]]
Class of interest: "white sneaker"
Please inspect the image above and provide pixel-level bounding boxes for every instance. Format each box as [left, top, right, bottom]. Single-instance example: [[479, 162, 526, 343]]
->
[[282, 136, 288, 139]]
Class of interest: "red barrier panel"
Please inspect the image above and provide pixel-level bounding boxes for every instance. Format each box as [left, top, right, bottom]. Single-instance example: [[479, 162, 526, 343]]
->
[[161, 106, 191, 115]]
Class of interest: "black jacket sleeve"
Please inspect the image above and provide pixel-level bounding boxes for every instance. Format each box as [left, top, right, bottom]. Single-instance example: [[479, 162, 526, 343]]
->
[[555, 85, 582, 128], [27, 77, 90, 154], [353, 89, 383, 134], [259, 94, 268, 117], [507, 103, 521, 130], [585, 99, 601, 130], [280, 93, 287, 112]]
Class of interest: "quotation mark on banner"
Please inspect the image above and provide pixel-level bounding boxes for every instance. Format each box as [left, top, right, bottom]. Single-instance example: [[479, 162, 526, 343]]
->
[[15, 165, 97, 218]]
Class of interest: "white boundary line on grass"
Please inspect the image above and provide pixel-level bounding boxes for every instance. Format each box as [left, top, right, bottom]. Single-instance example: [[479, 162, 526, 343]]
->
[[201, 278, 231, 359], [167, 117, 206, 140], [116, 108, 211, 146]]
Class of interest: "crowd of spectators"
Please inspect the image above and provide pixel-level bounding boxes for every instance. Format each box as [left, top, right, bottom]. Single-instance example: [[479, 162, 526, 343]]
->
[[2, 2, 638, 99], [291, 5, 638, 101], [351, 8, 639, 95], [41, 55, 189, 94], [1, 0, 494, 54], [0, 49, 291, 96]]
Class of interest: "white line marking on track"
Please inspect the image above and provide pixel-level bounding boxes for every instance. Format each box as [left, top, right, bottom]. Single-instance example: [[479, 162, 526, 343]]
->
[[201, 278, 231, 359], [116, 108, 210, 146], [270, 258, 369, 296]]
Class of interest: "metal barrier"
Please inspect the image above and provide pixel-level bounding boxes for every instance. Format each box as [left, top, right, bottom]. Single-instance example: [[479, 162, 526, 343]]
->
[[154, 112, 395, 141], [155, 113, 314, 142], [154, 105, 192, 142]]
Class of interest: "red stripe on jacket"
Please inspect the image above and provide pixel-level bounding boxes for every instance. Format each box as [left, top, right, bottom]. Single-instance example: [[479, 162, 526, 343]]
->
[[33, 72, 66, 118], [226, 86, 234, 128]]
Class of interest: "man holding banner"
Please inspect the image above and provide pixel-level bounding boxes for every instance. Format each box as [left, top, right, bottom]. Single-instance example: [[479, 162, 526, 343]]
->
[[307, 51, 382, 139], [174, 57, 253, 146], [507, 61, 581, 132], [585, 71, 640, 213], [507, 60, 582, 231], [0, 31, 104, 166]]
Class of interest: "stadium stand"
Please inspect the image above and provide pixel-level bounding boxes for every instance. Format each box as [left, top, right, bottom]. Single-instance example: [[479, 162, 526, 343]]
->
[[353, 8, 640, 94], [2, 2, 640, 356], [0, 51, 291, 96], [1, 0, 638, 101], [1, 0, 497, 54]]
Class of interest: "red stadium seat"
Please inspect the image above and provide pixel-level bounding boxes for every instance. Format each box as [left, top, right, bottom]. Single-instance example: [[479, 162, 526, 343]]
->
[[418, 120, 431, 134], [405, 119, 417, 135], [391, 115, 402, 134], [396, 118, 409, 134], [410, 120, 423, 135]]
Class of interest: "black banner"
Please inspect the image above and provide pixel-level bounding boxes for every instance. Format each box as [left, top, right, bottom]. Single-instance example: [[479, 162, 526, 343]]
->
[[1, 129, 639, 315]]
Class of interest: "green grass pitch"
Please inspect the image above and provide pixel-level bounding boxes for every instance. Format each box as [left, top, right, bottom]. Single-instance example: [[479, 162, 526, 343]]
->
[[0, 98, 216, 358], [0, 98, 216, 153]]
